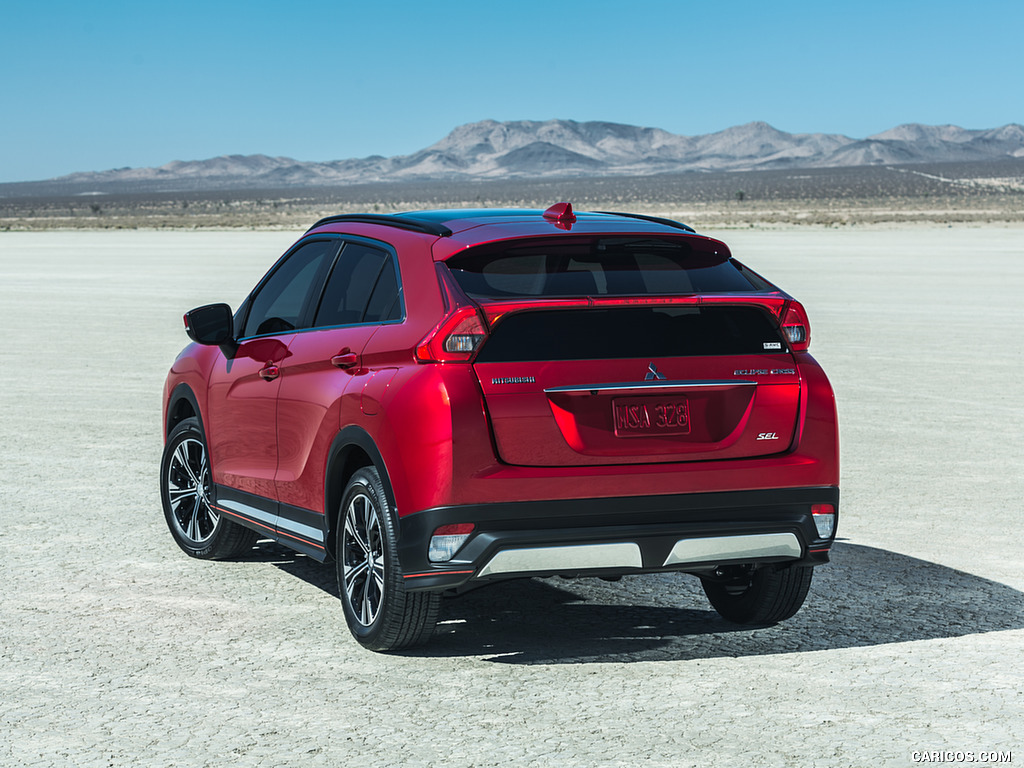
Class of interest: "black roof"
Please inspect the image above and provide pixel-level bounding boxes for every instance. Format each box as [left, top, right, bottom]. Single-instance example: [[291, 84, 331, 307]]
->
[[307, 208, 696, 237]]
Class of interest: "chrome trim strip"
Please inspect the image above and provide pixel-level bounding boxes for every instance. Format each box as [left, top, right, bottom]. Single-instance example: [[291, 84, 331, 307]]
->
[[217, 499, 324, 543], [544, 380, 756, 395], [219, 499, 276, 526], [477, 543, 643, 578], [662, 533, 802, 566], [276, 516, 325, 544]]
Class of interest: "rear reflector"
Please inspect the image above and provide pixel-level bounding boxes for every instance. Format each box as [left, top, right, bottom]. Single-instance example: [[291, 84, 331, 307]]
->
[[811, 503, 836, 539], [428, 523, 476, 562]]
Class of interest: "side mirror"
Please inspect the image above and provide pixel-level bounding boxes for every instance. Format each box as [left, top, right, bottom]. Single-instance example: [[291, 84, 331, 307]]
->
[[184, 303, 234, 345]]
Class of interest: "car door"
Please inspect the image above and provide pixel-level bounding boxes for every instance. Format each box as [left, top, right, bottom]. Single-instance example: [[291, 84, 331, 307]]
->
[[205, 238, 340, 532], [274, 239, 403, 551]]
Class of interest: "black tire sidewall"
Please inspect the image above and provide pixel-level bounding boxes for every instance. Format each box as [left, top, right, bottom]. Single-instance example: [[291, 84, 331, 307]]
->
[[702, 564, 813, 625], [160, 417, 223, 559], [336, 467, 403, 647]]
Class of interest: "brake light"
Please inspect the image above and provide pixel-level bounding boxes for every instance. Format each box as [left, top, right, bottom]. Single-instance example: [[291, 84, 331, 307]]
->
[[781, 301, 811, 351], [415, 307, 488, 362]]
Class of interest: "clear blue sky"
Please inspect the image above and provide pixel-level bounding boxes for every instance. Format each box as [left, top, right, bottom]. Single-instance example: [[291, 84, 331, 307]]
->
[[2, 0, 1021, 183]]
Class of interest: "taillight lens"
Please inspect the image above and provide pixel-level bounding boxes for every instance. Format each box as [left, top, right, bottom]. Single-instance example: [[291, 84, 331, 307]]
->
[[781, 301, 811, 351], [416, 307, 488, 362], [428, 523, 476, 562], [811, 503, 836, 539]]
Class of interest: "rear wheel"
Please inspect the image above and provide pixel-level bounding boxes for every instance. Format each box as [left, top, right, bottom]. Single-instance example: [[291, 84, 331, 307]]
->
[[701, 563, 813, 624], [336, 467, 439, 651], [160, 417, 257, 559]]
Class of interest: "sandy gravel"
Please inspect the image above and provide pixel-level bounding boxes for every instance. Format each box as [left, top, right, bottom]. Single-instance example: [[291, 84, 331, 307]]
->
[[1, 226, 1021, 767]]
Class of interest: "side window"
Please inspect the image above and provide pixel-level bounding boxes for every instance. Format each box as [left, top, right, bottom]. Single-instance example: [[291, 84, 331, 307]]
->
[[314, 243, 402, 327], [242, 240, 338, 338], [364, 255, 401, 322]]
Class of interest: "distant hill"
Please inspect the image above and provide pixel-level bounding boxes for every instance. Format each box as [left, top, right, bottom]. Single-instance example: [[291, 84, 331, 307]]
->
[[5, 119, 1024, 196]]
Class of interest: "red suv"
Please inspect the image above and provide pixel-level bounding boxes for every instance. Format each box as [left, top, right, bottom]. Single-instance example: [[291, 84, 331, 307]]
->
[[161, 204, 839, 651]]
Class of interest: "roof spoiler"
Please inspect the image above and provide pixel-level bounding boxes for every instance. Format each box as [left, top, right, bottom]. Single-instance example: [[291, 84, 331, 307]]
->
[[594, 211, 696, 233], [306, 214, 452, 237]]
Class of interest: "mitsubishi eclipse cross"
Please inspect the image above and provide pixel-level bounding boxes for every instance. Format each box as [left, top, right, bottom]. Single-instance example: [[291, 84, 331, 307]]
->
[[160, 204, 839, 651]]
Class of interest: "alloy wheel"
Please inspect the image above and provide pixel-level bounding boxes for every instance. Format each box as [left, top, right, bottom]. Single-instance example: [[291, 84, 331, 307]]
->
[[342, 493, 386, 626], [166, 437, 219, 545]]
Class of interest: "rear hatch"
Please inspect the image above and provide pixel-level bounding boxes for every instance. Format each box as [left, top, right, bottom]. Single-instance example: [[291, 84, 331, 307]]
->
[[444, 235, 802, 467], [473, 303, 800, 466]]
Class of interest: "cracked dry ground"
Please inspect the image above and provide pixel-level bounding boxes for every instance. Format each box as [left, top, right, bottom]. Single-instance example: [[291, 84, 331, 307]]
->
[[1, 227, 1021, 767]]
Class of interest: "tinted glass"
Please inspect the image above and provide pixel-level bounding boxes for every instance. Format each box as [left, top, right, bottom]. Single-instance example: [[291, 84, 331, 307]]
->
[[314, 243, 400, 327], [243, 240, 338, 338], [363, 257, 401, 322], [447, 237, 768, 298], [475, 306, 786, 362]]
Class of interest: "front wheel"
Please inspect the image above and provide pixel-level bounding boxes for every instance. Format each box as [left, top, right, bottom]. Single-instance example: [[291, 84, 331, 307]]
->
[[160, 417, 257, 559], [701, 563, 813, 625], [336, 467, 439, 651]]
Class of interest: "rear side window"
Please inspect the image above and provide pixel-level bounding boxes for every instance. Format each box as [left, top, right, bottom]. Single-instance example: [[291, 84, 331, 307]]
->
[[475, 306, 787, 362], [314, 242, 401, 327], [447, 237, 772, 298]]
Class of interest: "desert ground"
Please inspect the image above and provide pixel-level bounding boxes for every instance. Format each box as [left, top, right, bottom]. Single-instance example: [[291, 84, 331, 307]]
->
[[1, 225, 1022, 767], [3, 160, 1023, 231]]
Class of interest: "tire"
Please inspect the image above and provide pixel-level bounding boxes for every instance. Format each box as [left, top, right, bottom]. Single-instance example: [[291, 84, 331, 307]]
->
[[336, 467, 439, 652], [701, 563, 813, 625], [160, 417, 257, 559]]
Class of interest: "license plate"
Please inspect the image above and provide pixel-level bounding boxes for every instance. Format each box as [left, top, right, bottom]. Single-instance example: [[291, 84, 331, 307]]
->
[[612, 397, 691, 437]]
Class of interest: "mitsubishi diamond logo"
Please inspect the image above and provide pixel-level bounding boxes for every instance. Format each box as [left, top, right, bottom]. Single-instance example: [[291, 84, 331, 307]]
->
[[645, 362, 666, 381]]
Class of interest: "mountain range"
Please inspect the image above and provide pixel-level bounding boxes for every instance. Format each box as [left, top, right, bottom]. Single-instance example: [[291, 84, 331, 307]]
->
[[22, 119, 1024, 193]]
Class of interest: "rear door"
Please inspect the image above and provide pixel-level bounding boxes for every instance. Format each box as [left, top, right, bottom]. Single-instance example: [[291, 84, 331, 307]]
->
[[274, 239, 403, 517]]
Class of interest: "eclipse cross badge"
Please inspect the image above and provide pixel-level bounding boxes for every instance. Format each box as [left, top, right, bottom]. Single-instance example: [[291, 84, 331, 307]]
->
[[645, 362, 666, 381]]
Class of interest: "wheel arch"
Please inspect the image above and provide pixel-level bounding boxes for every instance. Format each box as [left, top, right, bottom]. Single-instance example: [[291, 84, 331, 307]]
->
[[166, 383, 205, 440], [324, 426, 399, 561]]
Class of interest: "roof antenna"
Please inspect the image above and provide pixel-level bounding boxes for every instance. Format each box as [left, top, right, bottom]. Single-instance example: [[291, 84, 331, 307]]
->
[[542, 202, 576, 227]]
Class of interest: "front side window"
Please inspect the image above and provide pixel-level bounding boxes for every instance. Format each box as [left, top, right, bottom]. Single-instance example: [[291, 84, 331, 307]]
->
[[242, 240, 339, 338]]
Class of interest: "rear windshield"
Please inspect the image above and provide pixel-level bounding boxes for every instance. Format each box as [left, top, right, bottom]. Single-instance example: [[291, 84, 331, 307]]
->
[[476, 306, 787, 362], [447, 237, 773, 298]]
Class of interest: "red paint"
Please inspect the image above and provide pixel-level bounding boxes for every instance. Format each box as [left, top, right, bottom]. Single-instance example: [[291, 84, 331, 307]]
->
[[164, 207, 839, 551]]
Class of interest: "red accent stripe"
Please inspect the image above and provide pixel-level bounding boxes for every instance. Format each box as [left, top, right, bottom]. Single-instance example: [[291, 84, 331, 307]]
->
[[215, 505, 326, 551], [274, 528, 326, 551], [403, 570, 476, 579], [809, 547, 831, 553], [214, 504, 275, 535], [215, 505, 329, 552]]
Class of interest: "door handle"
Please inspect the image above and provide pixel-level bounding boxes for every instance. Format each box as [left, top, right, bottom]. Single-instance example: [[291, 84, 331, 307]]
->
[[259, 364, 280, 381], [331, 352, 358, 369]]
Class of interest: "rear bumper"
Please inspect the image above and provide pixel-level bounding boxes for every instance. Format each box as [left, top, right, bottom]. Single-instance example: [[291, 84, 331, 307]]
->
[[397, 485, 839, 592]]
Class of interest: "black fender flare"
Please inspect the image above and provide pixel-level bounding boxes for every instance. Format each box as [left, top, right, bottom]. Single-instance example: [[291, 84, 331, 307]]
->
[[166, 383, 205, 439], [324, 426, 401, 556]]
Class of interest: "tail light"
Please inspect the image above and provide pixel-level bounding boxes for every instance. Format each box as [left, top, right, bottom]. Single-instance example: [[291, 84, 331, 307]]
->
[[781, 300, 811, 351], [428, 523, 476, 562], [415, 307, 488, 362], [811, 503, 835, 538]]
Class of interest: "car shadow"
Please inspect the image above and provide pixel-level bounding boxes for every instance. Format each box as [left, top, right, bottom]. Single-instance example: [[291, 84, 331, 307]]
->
[[255, 541, 1024, 664], [246, 539, 340, 593]]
